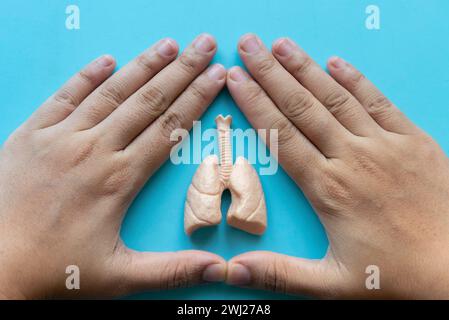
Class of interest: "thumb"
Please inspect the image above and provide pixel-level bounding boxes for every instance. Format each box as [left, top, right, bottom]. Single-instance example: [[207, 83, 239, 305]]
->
[[226, 251, 345, 299], [114, 249, 227, 295]]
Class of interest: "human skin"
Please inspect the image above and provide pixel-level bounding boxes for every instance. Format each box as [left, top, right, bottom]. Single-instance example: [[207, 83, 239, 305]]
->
[[226, 34, 449, 299], [2, 34, 449, 301], [0, 34, 228, 299]]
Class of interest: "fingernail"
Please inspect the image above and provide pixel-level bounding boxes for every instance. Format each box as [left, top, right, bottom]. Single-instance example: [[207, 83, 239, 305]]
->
[[329, 56, 346, 69], [193, 34, 216, 53], [202, 264, 226, 282], [274, 38, 295, 57], [227, 263, 251, 286], [207, 64, 226, 81], [96, 55, 114, 67], [229, 67, 248, 82], [240, 34, 261, 54], [156, 39, 178, 57]]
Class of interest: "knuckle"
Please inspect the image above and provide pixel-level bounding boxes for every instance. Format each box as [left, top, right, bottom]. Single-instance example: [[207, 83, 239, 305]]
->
[[189, 82, 210, 104], [322, 172, 344, 198], [366, 95, 393, 119], [53, 88, 80, 107], [159, 112, 185, 140], [263, 258, 288, 293], [354, 155, 383, 180], [178, 52, 198, 74], [135, 53, 157, 73], [313, 167, 352, 215], [323, 91, 352, 117], [101, 162, 132, 196], [347, 141, 383, 176], [78, 69, 97, 86], [270, 116, 296, 147], [98, 80, 126, 106], [244, 85, 265, 105], [418, 133, 437, 149], [71, 140, 96, 167], [292, 55, 313, 77], [281, 90, 314, 121], [162, 261, 191, 290], [4, 128, 32, 150], [346, 69, 365, 90], [256, 57, 276, 79], [137, 84, 167, 114], [416, 134, 440, 160], [82, 104, 110, 125]]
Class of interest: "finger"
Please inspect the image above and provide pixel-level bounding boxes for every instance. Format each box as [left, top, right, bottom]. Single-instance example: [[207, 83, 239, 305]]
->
[[238, 34, 350, 157], [126, 64, 226, 177], [28, 55, 115, 130], [101, 34, 217, 150], [66, 38, 179, 130], [328, 57, 420, 135], [272, 38, 379, 137], [227, 251, 343, 299], [227, 66, 326, 183], [114, 250, 226, 294]]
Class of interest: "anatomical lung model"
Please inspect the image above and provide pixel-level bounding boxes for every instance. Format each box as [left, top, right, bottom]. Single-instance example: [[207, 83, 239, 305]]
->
[[184, 115, 267, 236]]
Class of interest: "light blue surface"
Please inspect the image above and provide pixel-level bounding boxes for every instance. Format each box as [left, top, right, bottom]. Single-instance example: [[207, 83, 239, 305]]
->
[[1, 0, 448, 299]]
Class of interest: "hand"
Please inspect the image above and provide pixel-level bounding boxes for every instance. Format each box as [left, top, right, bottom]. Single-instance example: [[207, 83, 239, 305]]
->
[[225, 34, 449, 299], [0, 34, 227, 299]]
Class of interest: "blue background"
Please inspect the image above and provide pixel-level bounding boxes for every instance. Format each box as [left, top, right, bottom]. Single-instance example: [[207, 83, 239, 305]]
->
[[1, 0, 448, 299]]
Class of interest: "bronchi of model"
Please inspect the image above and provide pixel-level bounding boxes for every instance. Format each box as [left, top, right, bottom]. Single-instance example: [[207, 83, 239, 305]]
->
[[184, 115, 267, 235]]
